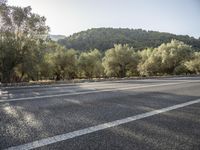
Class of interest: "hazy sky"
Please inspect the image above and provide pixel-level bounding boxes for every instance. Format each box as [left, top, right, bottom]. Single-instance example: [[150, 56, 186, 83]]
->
[[8, 0, 200, 38]]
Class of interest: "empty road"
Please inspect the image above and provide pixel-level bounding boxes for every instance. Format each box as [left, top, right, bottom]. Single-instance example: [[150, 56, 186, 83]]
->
[[0, 77, 200, 150]]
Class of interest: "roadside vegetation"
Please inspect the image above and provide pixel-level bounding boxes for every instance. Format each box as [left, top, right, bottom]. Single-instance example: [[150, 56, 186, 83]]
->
[[0, 1, 200, 83]]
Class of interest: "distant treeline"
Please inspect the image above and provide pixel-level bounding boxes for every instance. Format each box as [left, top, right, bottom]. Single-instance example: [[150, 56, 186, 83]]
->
[[58, 28, 200, 51], [0, 2, 200, 83]]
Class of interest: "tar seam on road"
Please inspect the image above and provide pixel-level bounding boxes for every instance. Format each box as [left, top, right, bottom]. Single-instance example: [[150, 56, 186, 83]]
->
[[5, 98, 200, 150], [0, 80, 199, 103]]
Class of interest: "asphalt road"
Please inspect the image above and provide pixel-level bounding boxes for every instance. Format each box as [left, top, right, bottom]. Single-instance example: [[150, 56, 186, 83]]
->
[[0, 77, 200, 150]]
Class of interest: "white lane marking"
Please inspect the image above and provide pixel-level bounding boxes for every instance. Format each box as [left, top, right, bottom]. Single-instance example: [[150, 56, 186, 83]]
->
[[5, 98, 200, 150], [64, 98, 81, 104], [0, 81, 198, 103]]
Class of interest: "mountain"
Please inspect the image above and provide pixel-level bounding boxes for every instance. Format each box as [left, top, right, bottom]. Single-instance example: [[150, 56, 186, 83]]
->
[[58, 28, 200, 52], [49, 34, 66, 41]]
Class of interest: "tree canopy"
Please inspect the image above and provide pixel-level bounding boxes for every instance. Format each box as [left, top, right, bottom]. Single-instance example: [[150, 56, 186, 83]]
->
[[138, 40, 193, 76], [0, 2, 200, 83], [103, 44, 139, 77], [78, 49, 103, 78], [0, 2, 49, 82]]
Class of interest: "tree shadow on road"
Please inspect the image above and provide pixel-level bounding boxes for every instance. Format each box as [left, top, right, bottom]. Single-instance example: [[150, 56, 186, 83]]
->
[[0, 89, 200, 149]]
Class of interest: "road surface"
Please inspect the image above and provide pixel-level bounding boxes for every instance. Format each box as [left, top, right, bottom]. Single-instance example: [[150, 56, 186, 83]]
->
[[0, 77, 200, 150]]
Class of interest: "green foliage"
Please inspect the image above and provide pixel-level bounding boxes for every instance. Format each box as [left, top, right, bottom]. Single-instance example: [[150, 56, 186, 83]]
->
[[0, 33, 21, 82], [138, 40, 193, 76], [185, 52, 200, 74], [78, 49, 103, 78], [137, 48, 161, 76], [0, 4, 49, 38], [47, 45, 78, 80], [0, 2, 49, 83], [158, 39, 193, 74], [58, 28, 200, 52], [103, 44, 139, 77], [1, 2, 200, 83]]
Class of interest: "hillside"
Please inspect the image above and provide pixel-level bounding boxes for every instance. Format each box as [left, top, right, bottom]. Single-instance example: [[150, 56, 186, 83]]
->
[[58, 28, 200, 51], [49, 34, 66, 41]]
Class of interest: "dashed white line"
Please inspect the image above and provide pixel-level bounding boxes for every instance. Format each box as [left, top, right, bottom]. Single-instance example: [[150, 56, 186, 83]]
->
[[0, 81, 197, 103], [5, 98, 200, 150]]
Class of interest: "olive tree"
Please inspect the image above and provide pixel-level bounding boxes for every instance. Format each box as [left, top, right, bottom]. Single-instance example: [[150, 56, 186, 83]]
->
[[103, 44, 139, 77], [185, 52, 200, 74], [78, 49, 103, 79], [138, 40, 193, 76], [47, 46, 78, 80], [0, 3, 49, 82]]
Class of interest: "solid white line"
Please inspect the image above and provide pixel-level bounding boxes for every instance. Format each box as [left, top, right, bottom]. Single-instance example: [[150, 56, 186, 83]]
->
[[0, 81, 198, 103], [5, 98, 200, 150]]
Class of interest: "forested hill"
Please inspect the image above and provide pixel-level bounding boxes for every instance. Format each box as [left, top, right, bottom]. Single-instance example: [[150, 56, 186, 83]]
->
[[49, 34, 66, 41], [58, 28, 200, 51]]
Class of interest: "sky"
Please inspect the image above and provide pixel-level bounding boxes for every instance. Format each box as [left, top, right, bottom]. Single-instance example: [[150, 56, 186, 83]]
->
[[8, 0, 200, 38]]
